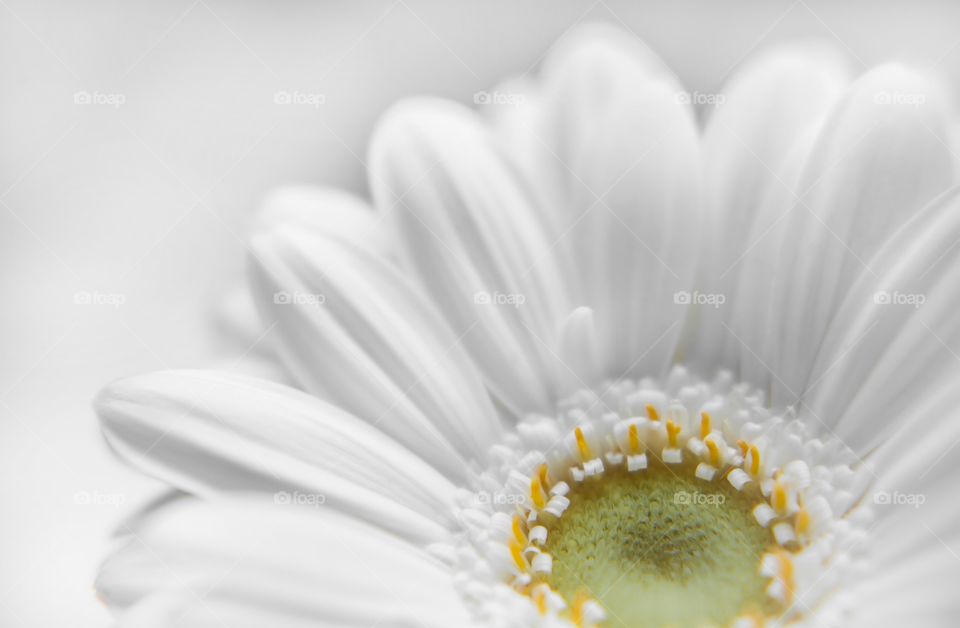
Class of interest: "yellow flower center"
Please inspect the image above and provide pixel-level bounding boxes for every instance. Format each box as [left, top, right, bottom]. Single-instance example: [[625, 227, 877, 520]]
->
[[540, 462, 777, 627]]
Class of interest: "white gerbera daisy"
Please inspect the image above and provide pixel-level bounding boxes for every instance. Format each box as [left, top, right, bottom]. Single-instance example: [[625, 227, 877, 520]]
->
[[95, 25, 960, 628]]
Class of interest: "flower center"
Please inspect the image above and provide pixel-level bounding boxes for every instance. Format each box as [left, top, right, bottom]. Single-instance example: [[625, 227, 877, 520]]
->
[[451, 369, 867, 628], [541, 462, 776, 627]]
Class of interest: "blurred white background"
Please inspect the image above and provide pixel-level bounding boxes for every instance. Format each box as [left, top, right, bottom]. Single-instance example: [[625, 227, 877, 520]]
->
[[3, 1, 960, 625]]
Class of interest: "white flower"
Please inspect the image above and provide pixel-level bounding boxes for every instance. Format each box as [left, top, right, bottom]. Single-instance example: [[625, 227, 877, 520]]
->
[[95, 25, 960, 627]]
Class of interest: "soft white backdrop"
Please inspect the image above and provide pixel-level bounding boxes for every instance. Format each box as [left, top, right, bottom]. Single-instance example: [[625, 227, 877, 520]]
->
[[3, 1, 959, 626]]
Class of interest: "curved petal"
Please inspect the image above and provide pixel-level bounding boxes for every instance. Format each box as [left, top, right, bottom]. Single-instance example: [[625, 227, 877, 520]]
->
[[759, 65, 958, 408], [556, 306, 600, 396], [845, 387, 960, 627], [535, 23, 678, 220], [253, 185, 392, 256], [802, 188, 960, 451], [250, 226, 503, 473], [369, 99, 569, 415], [565, 77, 702, 379], [95, 370, 457, 543], [210, 284, 290, 383], [99, 498, 473, 627], [213, 187, 391, 384], [686, 44, 851, 373]]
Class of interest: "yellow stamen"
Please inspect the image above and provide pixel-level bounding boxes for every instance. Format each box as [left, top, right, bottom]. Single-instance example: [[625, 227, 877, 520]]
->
[[778, 551, 795, 604], [748, 444, 761, 476], [795, 508, 811, 536], [700, 411, 712, 439], [705, 437, 721, 467], [509, 540, 528, 572], [512, 514, 527, 545], [736, 439, 749, 456], [575, 427, 593, 461], [627, 423, 642, 454], [667, 420, 682, 448], [773, 480, 789, 516], [646, 404, 660, 422], [571, 592, 589, 627], [531, 475, 547, 510], [538, 463, 551, 493], [533, 585, 549, 616]]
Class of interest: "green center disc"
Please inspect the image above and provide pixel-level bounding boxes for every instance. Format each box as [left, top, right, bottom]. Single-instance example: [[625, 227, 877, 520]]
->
[[541, 464, 777, 627]]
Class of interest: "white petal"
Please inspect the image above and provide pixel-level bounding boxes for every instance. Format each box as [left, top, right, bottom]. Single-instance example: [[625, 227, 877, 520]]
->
[[687, 44, 850, 372], [533, 26, 701, 379], [96, 370, 457, 543], [253, 185, 392, 256], [250, 227, 503, 472], [556, 306, 600, 396], [802, 188, 960, 451], [210, 284, 290, 383], [763, 65, 957, 407], [728, 129, 822, 393], [848, 547, 960, 627], [214, 188, 390, 384], [536, 23, 677, 217], [115, 591, 325, 628], [849, 407, 960, 628], [565, 77, 701, 379], [100, 498, 473, 627], [369, 98, 569, 415]]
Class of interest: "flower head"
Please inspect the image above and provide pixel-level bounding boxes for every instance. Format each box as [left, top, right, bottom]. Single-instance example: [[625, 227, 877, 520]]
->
[[96, 25, 960, 627]]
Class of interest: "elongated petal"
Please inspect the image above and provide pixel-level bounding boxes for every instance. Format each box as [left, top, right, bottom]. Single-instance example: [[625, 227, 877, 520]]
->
[[250, 227, 503, 473], [761, 65, 957, 407], [369, 99, 569, 415], [536, 23, 677, 218], [687, 45, 850, 372], [846, 386, 960, 626], [253, 185, 392, 256], [96, 370, 457, 543], [802, 188, 960, 452], [565, 77, 701, 379], [99, 498, 473, 627]]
